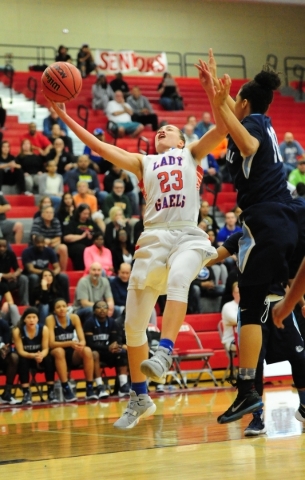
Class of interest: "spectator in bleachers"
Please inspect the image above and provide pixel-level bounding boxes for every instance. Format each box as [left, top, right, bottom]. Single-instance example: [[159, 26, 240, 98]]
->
[[127, 86, 158, 131], [84, 300, 130, 398], [216, 211, 242, 246], [198, 200, 219, 232], [0, 140, 27, 194], [30, 205, 68, 272], [220, 282, 239, 352], [110, 262, 131, 310], [104, 206, 131, 250], [288, 159, 305, 187], [38, 160, 64, 212], [16, 139, 44, 194], [184, 115, 197, 129], [279, 132, 305, 177], [206, 228, 228, 287], [46, 298, 97, 402], [188, 266, 224, 314], [0, 284, 20, 326], [77, 44, 98, 78], [0, 194, 23, 244], [73, 180, 105, 232], [22, 234, 69, 305], [232, 205, 242, 227], [48, 124, 74, 155], [109, 72, 130, 99], [55, 45, 72, 63], [45, 138, 76, 178], [66, 154, 106, 207], [83, 231, 114, 276], [110, 228, 134, 274], [104, 165, 138, 216], [22, 122, 52, 157], [103, 179, 132, 220], [32, 268, 61, 325], [210, 137, 228, 161], [73, 262, 115, 324], [0, 238, 29, 305], [92, 75, 114, 111], [33, 195, 53, 219], [183, 123, 198, 146], [200, 153, 222, 196], [13, 307, 56, 404], [63, 203, 101, 271], [0, 317, 19, 404], [106, 90, 144, 138], [194, 111, 214, 138], [43, 107, 73, 153], [83, 128, 112, 174], [56, 192, 75, 227], [157, 72, 183, 111]]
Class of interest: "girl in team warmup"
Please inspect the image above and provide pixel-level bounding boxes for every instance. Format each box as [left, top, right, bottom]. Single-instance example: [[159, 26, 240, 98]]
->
[[48, 58, 227, 429]]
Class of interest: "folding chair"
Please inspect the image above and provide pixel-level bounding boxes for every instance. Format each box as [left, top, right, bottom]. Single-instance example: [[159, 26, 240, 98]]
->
[[217, 320, 238, 385], [169, 322, 218, 388]]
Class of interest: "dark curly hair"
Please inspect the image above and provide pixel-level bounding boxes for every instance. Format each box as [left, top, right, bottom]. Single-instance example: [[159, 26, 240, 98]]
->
[[239, 64, 281, 114]]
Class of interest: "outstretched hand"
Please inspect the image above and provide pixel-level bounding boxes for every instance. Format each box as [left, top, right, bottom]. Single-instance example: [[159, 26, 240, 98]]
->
[[195, 59, 215, 97], [213, 74, 232, 108], [207, 48, 220, 89]]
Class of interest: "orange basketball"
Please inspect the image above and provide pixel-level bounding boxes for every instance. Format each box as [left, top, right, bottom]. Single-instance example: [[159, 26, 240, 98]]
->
[[41, 62, 82, 103]]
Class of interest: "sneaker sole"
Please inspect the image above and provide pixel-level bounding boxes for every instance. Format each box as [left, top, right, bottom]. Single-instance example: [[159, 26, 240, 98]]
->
[[217, 401, 264, 424], [98, 393, 110, 399], [295, 410, 305, 423], [244, 427, 267, 436], [140, 363, 167, 384], [64, 397, 77, 403], [86, 395, 99, 401], [118, 391, 130, 398], [113, 403, 157, 430]]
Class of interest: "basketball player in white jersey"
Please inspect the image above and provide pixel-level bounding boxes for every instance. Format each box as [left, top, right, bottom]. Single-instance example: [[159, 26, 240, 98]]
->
[[49, 58, 228, 429]]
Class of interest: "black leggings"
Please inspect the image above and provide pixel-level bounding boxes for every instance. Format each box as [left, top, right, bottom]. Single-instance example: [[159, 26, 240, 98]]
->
[[67, 243, 86, 270], [18, 354, 55, 384]]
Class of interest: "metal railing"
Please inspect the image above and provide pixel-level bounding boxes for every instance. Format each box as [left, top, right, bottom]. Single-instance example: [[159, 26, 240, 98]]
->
[[266, 54, 278, 72], [3, 65, 14, 104], [77, 105, 89, 130], [283, 56, 305, 100], [183, 52, 247, 78], [27, 76, 37, 118]]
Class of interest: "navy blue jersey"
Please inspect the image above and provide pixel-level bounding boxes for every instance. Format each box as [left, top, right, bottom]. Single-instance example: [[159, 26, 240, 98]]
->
[[226, 114, 291, 210], [83, 317, 118, 349], [54, 315, 74, 342], [21, 324, 43, 352], [222, 231, 286, 295]]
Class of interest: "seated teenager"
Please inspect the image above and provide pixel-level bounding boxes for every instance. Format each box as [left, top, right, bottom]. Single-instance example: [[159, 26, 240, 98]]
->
[[46, 298, 97, 402], [13, 307, 56, 404]]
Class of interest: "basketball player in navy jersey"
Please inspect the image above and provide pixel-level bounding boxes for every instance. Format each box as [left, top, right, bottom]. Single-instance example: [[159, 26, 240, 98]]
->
[[210, 53, 304, 423], [48, 58, 228, 429], [208, 232, 305, 433]]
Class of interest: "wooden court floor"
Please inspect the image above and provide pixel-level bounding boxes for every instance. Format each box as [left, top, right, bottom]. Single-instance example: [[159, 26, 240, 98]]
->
[[0, 385, 305, 479]]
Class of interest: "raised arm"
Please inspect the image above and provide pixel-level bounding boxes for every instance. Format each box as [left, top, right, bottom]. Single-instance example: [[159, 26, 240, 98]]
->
[[208, 48, 236, 114], [49, 102, 143, 180], [272, 257, 305, 328], [189, 60, 228, 161], [213, 76, 259, 157]]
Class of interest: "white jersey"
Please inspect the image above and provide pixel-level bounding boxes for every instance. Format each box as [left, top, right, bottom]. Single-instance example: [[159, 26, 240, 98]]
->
[[140, 147, 203, 226]]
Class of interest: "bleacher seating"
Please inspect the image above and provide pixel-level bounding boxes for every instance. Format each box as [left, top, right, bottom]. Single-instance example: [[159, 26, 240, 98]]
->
[[1, 70, 305, 393]]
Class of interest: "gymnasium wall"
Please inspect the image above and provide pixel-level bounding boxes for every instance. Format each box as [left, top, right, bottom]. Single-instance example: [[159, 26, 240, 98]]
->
[[1, 0, 305, 78]]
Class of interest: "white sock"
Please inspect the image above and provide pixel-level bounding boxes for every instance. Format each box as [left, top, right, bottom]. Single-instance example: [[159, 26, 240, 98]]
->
[[95, 377, 103, 386], [119, 374, 128, 387]]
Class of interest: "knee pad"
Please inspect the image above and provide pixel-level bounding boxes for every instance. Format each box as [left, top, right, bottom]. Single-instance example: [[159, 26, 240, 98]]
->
[[167, 285, 189, 303], [125, 319, 147, 347]]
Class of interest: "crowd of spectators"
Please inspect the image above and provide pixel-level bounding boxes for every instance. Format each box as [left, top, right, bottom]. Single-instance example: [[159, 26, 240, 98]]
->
[[2, 52, 305, 405]]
